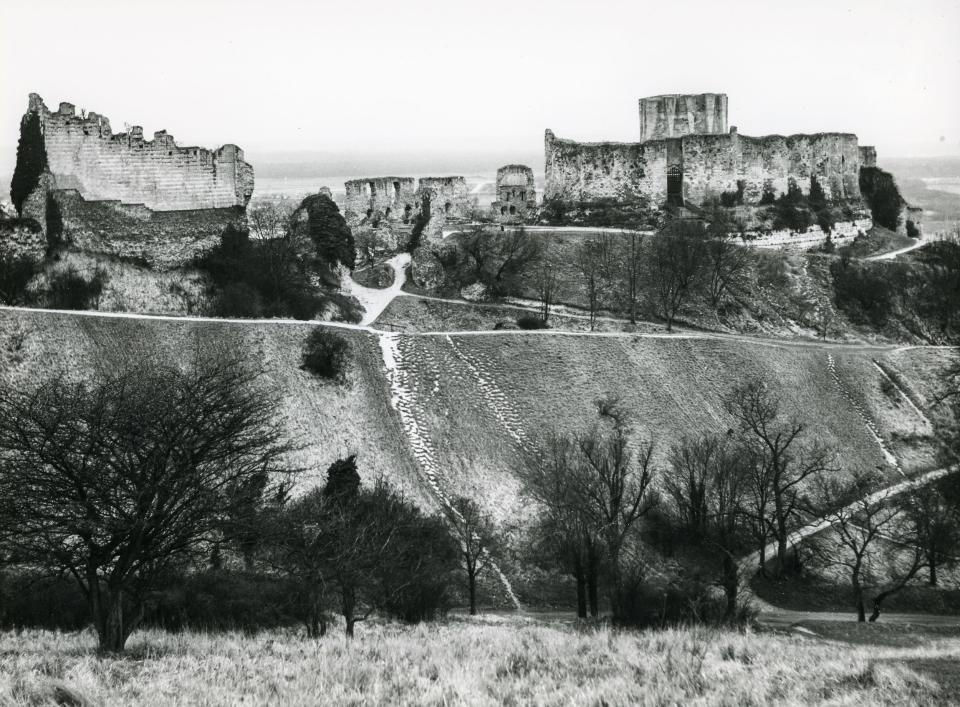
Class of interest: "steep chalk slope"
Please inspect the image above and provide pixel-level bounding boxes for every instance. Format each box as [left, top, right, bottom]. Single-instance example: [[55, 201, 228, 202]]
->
[[0, 309, 954, 528], [0, 310, 429, 507]]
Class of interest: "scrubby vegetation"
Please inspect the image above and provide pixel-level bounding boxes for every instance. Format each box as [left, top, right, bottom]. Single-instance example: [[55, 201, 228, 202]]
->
[[47, 265, 106, 310], [516, 314, 548, 329], [196, 194, 363, 322], [0, 253, 37, 305], [539, 194, 661, 230], [831, 235, 960, 339], [301, 328, 350, 382]]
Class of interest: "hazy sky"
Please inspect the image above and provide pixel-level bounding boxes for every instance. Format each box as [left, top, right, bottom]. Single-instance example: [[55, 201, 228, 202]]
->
[[2, 0, 959, 176]]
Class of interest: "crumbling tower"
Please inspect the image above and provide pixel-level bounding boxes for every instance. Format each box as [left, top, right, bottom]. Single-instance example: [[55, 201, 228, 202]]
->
[[638, 93, 728, 142], [492, 165, 536, 223]]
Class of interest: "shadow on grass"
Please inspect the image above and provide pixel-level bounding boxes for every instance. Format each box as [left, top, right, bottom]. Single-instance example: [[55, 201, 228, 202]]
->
[[799, 620, 960, 647], [900, 657, 960, 696]]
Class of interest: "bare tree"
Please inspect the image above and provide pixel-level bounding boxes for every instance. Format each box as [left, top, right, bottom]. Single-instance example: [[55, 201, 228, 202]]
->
[[0, 350, 296, 652], [575, 421, 658, 621], [446, 497, 499, 615], [459, 226, 541, 296], [648, 221, 706, 331], [703, 209, 750, 309], [665, 434, 723, 540], [577, 236, 615, 330], [810, 471, 898, 621], [900, 482, 960, 586], [520, 432, 602, 618], [665, 433, 752, 619], [725, 378, 835, 576], [618, 232, 646, 324], [266, 488, 334, 637], [532, 244, 560, 323]]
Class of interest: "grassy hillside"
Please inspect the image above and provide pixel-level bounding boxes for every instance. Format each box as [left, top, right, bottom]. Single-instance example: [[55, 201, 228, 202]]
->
[[1, 310, 954, 527], [0, 311, 432, 509]]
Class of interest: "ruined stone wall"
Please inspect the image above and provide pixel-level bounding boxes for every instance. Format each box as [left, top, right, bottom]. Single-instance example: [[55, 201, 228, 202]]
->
[[492, 164, 536, 222], [417, 176, 473, 220], [344, 177, 417, 223], [639, 93, 727, 142], [545, 128, 862, 207], [30, 94, 254, 212], [52, 189, 245, 268], [544, 129, 669, 204], [859, 146, 877, 168], [681, 130, 862, 204]]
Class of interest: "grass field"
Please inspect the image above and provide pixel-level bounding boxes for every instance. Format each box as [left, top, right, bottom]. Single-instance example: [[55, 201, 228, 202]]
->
[[2, 618, 958, 705]]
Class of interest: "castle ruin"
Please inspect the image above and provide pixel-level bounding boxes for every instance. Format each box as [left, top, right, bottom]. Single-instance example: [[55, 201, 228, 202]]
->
[[545, 93, 873, 211], [7, 94, 254, 266], [492, 165, 536, 223], [344, 175, 474, 224]]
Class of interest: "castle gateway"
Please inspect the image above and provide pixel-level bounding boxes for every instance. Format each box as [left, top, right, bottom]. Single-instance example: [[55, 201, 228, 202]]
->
[[544, 93, 876, 209]]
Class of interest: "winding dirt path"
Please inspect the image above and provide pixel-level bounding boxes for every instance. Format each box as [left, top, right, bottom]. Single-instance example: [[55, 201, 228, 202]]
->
[[342, 252, 411, 326]]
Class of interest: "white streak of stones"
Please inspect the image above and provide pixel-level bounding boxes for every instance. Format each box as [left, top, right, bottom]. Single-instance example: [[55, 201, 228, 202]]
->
[[827, 353, 902, 474], [871, 359, 933, 427], [446, 335, 534, 455], [379, 332, 522, 611]]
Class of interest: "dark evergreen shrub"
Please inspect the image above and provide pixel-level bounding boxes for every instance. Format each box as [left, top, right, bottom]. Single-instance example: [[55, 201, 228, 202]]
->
[[407, 210, 430, 253], [197, 225, 327, 320], [48, 266, 106, 310], [144, 570, 296, 633], [297, 193, 356, 269], [517, 314, 548, 329], [10, 111, 46, 215], [758, 183, 777, 206], [830, 257, 896, 327], [214, 281, 263, 318], [0, 571, 90, 631], [301, 328, 350, 381], [0, 254, 37, 305], [859, 167, 903, 231], [906, 220, 920, 239], [323, 455, 361, 499]]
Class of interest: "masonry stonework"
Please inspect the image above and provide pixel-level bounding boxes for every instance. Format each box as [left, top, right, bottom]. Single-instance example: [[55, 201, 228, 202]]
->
[[8, 94, 255, 267], [417, 177, 472, 220], [545, 94, 866, 209], [344, 176, 474, 224], [639, 93, 728, 142], [31, 94, 253, 211], [344, 177, 418, 223], [492, 165, 536, 222]]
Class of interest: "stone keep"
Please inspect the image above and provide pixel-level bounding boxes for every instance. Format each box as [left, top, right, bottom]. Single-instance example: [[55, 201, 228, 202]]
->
[[8, 94, 254, 267], [492, 165, 536, 222], [545, 93, 878, 209], [639, 93, 728, 142]]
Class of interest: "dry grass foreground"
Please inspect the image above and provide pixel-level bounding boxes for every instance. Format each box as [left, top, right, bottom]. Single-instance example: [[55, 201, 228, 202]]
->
[[1, 619, 957, 706]]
